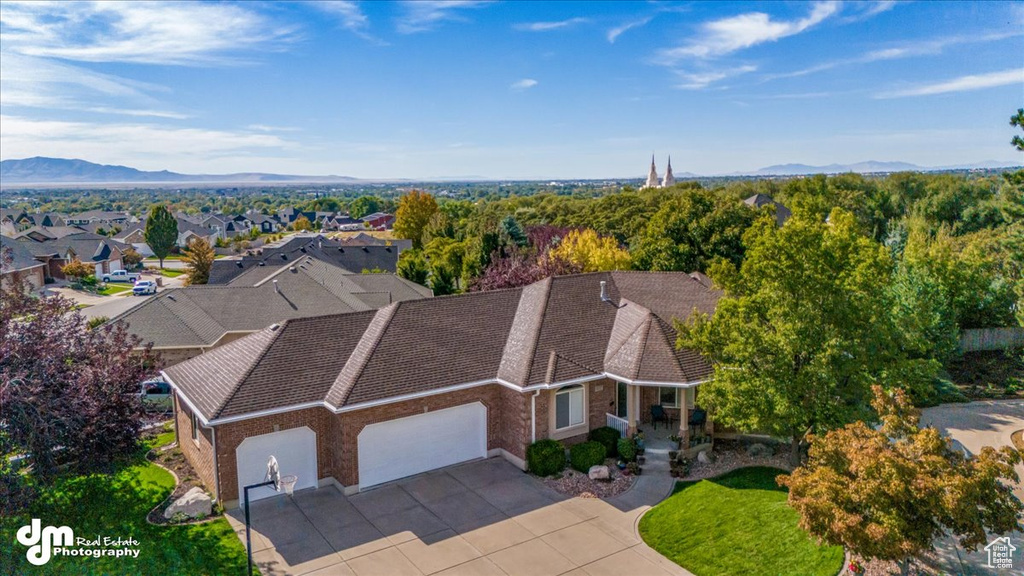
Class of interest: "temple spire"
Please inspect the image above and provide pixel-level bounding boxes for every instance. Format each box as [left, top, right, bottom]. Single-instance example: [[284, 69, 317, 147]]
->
[[662, 155, 675, 188], [642, 153, 660, 189]]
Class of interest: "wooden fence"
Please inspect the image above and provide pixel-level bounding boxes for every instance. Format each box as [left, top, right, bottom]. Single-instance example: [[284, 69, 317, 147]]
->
[[959, 327, 1024, 352]]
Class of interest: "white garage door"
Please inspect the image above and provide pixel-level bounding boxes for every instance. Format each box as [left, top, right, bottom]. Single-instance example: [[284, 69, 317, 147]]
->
[[109, 259, 121, 272], [236, 426, 317, 502], [358, 403, 487, 489], [94, 263, 103, 277]]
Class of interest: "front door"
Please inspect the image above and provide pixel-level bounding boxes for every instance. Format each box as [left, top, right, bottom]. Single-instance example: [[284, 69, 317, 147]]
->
[[616, 382, 628, 419]]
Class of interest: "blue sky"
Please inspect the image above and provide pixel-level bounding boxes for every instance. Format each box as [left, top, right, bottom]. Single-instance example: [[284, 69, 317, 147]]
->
[[1, 1, 1022, 179]]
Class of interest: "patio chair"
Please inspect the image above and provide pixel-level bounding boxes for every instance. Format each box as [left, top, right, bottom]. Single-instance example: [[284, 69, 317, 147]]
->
[[651, 405, 669, 429], [688, 408, 707, 435]]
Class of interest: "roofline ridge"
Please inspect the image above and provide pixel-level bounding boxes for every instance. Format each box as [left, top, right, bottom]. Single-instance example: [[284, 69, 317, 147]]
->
[[213, 325, 286, 419], [520, 276, 553, 385], [603, 298, 653, 369], [331, 301, 401, 407], [650, 315, 694, 382]]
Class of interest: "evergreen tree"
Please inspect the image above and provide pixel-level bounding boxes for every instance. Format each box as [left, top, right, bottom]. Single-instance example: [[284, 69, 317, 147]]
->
[[144, 205, 178, 269]]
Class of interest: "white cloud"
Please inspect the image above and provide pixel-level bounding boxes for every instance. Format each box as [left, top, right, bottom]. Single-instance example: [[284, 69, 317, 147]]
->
[[674, 66, 757, 89], [87, 108, 191, 120], [396, 1, 491, 34], [0, 115, 297, 169], [0, 1, 296, 65], [607, 18, 652, 43], [876, 68, 1024, 98], [657, 1, 839, 64], [306, 1, 386, 44], [842, 0, 897, 22], [510, 78, 539, 91], [514, 18, 588, 32]]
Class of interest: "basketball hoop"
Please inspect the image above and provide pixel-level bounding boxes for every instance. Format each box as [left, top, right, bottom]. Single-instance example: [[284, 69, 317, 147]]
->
[[279, 475, 298, 496]]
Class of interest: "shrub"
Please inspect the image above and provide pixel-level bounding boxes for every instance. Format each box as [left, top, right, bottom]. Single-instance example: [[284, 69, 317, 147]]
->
[[569, 441, 606, 472], [80, 275, 98, 287], [526, 439, 566, 476], [589, 426, 620, 458], [617, 437, 637, 462]]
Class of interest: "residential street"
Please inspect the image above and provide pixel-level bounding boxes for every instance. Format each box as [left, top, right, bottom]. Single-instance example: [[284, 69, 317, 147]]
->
[[921, 401, 1024, 575]]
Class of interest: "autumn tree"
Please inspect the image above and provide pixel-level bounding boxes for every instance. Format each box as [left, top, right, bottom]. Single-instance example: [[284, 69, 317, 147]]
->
[[780, 386, 1022, 576], [680, 209, 933, 464], [291, 215, 313, 232], [1, 282, 158, 484], [183, 237, 215, 286], [121, 246, 143, 270], [549, 228, 631, 272], [144, 205, 178, 269], [60, 258, 93, 282], [393, 190, 439, 249]]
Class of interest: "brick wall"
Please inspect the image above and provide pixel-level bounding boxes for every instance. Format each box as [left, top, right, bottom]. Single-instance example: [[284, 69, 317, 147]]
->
[[156, 347, 204, 367], [174, 394, 217, 497], [215, 407, 336, 502]]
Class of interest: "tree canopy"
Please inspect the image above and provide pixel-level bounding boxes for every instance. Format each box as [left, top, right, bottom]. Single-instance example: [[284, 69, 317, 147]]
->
[[394, 190, 439, 249], [183, 237, 215, 286], [144, 205, 178, 269]]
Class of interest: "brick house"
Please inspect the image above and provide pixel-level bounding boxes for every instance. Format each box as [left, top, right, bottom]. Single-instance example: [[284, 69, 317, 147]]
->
[[163, 271, 719, 507], [0, 237, 47, 291]]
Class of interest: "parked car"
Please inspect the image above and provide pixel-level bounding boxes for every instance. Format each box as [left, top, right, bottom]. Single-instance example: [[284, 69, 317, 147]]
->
[[102, 269, 141, 283], [133, 280, 157, 296], [141, 379, 172, 413]]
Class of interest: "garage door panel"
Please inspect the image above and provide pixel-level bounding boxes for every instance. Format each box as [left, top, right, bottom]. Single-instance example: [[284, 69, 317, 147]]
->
[[236, 426, 317, 502], [358, 403, 487, 489]]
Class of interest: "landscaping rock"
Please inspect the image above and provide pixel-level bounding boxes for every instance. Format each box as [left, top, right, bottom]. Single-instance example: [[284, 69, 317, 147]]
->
[[164, 487, 212, 520], [697, 450, 715, 464], [588, 465, 610, 481], [746, 443, 773, 457]]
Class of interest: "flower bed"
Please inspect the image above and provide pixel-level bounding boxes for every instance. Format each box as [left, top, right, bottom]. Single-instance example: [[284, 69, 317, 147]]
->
[[541, 459, 635, 499], [680, 442, 791, 481]]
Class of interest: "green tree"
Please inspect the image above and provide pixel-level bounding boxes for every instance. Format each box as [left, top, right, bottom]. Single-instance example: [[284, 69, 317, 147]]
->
[[393, 190, 438, 249], [549, 228, 631, 272], [429, 263, 457, 295], [144, 205, 178, 269], [680, 209, 928, 465], [121, 247, 143, 270], [291, 215, 313, 232], [498, 216, 528, 248], [1010, 108, 1024, 151], [780, 386, 1022, 576], [182, 237, 215, 286], [348, 196, 381, 219], [396, 249, 429, 286], [630, 188, 756, 273]]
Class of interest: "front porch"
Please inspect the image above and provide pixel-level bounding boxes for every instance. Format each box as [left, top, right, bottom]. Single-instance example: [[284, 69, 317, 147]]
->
[[603, 381, 711, 453]]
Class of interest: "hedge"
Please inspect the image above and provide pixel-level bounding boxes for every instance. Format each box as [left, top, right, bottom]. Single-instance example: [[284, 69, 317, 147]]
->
[[526, 439, 566, 476], [569, 441, 607, 473], [617, 437, 637, 462], [589, 426, 620, 458]]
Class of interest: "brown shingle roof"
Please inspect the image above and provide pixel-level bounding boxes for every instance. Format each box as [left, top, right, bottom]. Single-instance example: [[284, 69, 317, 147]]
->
[[165, 271, 721, 422]]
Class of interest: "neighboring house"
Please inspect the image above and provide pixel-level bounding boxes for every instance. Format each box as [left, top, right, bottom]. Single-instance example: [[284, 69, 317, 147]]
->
[[338, 233, 412, 254], [65, 210, 134, 227], [113, 224, 145, 245], [175, 218, 219, 247], [744, 194, 792, 226], [1, 237, 47, 290], [207, 235, 401, 283], [13, 225, 88, 242], [246, 213, 282, 234], [360, 212, 394, 231], [112, 259, 432, 365], [324, 214, 364, 231], [162, 270, 719, 507], [1, 210, 68, 233], [16, 230, 129, 279]]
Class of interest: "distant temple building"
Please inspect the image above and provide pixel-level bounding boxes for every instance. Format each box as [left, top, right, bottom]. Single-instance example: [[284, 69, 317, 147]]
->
[[641, 155, 675, 189]]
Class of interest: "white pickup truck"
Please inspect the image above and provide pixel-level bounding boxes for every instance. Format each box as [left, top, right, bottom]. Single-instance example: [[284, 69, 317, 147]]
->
[[102, 269, 141, 283]]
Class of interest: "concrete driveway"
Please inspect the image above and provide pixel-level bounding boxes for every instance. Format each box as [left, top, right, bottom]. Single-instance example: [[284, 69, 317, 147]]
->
[[921, 400, 1024, 575], [227, 458, 689, 576]]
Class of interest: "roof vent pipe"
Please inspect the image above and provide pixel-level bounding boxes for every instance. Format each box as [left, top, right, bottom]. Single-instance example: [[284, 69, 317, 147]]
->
[[600, 280, 611, 302], [273, 279, 279, 293]]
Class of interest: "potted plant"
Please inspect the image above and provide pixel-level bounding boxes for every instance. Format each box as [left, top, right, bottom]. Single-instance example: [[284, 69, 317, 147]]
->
[[632, 431, 645, 454], [847, 560, 865, 575], [627, 461, 641, 476], [616, 459, 627, 470]]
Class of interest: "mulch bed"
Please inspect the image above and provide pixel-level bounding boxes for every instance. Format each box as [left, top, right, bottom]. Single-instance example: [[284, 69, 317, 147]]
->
[[142, 428, 222, 526], [679, 443, 792, 482], [847, 553, 941, 576], [541, 459, 635, 499]]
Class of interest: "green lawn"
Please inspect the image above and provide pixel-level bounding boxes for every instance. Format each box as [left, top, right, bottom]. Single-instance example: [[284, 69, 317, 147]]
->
[[146, 422, 177, 450], [639, 467, 844, 576], [97, 284, 132, 296], [1, 450, 247, 575], [160, 269, 184, 278]]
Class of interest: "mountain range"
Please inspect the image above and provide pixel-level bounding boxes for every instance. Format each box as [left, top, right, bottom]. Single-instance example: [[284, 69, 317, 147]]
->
[[0, 157, 1019, 185]]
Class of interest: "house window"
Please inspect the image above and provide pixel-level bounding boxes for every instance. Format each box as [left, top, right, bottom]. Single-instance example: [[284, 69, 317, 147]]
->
[[658, 387, 679, 408], [190, 411, 199, 441], [555, 385, 585, 430]]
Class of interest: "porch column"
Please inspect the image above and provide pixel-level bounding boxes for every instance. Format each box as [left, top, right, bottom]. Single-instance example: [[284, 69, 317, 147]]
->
[[678, 387, 690, 449], [626, 384, 637, 436]]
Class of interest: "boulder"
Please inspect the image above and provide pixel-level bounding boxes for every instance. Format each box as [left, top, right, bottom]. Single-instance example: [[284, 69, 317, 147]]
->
[[588, 465, 610, 481], [164, 487, 212, 520], [746, 443, 773, 457], [697, 450, 715, 464]]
